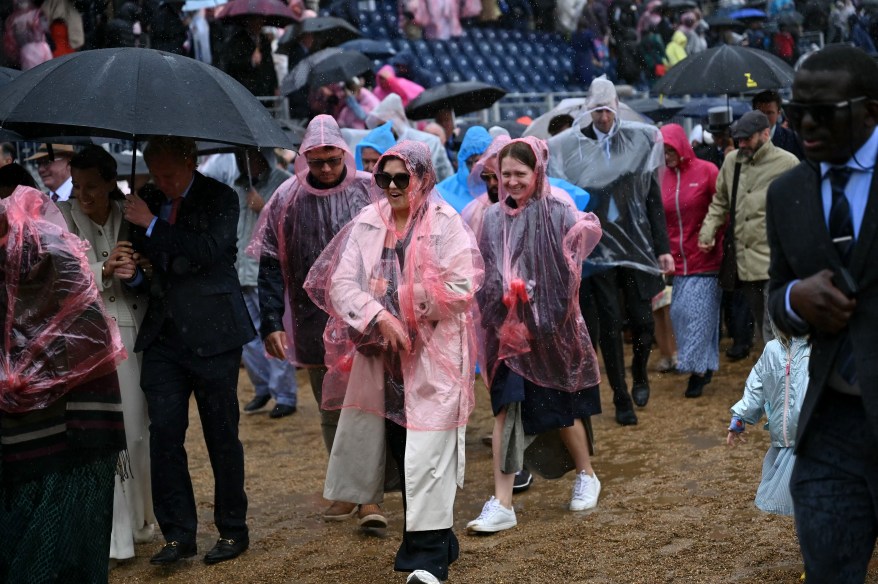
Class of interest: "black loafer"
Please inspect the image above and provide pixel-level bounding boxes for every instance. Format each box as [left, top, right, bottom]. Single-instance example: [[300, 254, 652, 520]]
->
[[269, 404, 296, 419], [631, 384, 650, 407], [725, 344, 751, 361], [615, 407, 638, 426], [204, 537, 249, 565], [243, 395, 270, 414], [149, 541, 196, 565]]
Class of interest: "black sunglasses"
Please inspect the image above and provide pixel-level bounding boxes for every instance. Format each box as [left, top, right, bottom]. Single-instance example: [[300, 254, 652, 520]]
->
[[784, 96, 867, 128], [374, 172, 411, 190], [479, 172, 497, 182], [306, 156, 344, 169]]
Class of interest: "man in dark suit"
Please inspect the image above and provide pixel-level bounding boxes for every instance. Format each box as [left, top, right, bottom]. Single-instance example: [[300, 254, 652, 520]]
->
[[123, 136, 255, 566], [766, 45, 878, 584], [752, 89, 805, 160]]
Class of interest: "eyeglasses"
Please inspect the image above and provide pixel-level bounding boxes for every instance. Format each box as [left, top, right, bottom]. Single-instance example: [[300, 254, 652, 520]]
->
[[479, 172, 498, 182], [784, 96, 868, 128], [374, 172, 410, 190], [306, 156, 344, 169], [35, 157, 65, 168]]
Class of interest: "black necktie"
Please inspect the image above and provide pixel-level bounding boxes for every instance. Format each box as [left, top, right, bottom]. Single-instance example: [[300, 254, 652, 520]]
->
[[827, 167, 854, 263], [826, 166, 857, 386]]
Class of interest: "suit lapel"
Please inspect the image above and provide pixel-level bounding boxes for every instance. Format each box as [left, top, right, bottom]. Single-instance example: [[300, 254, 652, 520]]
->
[[849, 162, 878, 280]]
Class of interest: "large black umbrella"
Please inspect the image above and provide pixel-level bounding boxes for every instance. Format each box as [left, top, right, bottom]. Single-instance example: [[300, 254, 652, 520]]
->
[[307, 51, 372, 88], [652, 45, 795, 96], [0, 68, 20, 88], [339, 39, 396, 60], [280, 47, 343, 95], [405, 82, 507, 120], [0, 48, 293, 149], [276, 16, 360, 55]]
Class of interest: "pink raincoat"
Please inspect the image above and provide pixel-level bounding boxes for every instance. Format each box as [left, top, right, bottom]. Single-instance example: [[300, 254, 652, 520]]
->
[[476, 137, 602, 391], [0, 186, 126, 413], [249, 114, 372, 366], [373, 65, 425, 108], [335, 86, 381, 130], [304, 140, 484, 432], [408, 0, 479, 40]]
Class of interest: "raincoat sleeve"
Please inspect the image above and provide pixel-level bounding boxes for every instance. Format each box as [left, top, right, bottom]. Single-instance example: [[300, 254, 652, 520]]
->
[[253, 184, 290, 338], [475, 210, 507, 330], [699, 159, 731, 245], [731, 349, 767, 425], [328, 223, 387, 333]]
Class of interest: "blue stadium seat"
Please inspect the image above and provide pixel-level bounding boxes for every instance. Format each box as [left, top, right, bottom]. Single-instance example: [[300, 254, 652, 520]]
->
[[431, 72, 446, 85], [460, 40, 477, 55], [468, 27, 484, 40], [510, 30, 524, 42], [496, 29, 510, 41], [483, 28, 497, 42]]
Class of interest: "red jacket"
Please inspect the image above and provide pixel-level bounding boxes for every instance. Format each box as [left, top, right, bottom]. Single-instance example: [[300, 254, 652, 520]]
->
[[660, 124, 724, 276]]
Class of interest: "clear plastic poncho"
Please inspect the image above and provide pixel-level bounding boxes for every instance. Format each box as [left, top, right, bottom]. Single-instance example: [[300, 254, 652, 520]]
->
[[477, 137, 603, 391], [547, 106, 665, 275], [248, 114, 373, 366], [0, 186, 126, 414], [304, 140, 485, 431], [462, 134, 511, 240]]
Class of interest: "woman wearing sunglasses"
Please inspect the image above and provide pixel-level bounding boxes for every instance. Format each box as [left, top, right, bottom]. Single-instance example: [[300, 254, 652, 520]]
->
[[467, 137, 604, 534], [305, 141, 483, 584]]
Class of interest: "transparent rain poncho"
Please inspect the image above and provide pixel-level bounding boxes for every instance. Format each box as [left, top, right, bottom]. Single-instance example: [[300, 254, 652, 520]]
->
[[304, 141, 485, 431], [462, 134, 511, 240], [547, 96, 665, 274], [0, 186, 126, 414], [249, 114, 373, 366], [477, 137, 603, 391]]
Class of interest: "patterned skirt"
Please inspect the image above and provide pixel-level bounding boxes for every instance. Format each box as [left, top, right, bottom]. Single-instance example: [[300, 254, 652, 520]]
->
[[669, 275, 722, 375]]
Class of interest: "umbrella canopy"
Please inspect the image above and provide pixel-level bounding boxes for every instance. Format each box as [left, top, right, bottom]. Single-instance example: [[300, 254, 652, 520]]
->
[[678, 97, 752, 118], [0, 68, 20, 88], [705, 14, 746, 28], [339, 39, 396, 60], [405, 81, 506, 120], [307, 50, 372, 88], [651, 45, 794, 96], [523, 98, 648, 139], [0, 48, 294, 149], [776, 10, 804, 25], [624, 97, 684, 122], [214, 0, 297, 27], [280, 47, 343, 95], [730, 7, 767, 19], [666, 0, 698, 9], [277, 15, 361, 54], [182, 0, 227, 10]]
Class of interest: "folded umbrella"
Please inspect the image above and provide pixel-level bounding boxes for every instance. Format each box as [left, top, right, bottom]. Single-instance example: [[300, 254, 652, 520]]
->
[[651, 45, 794, 96], [405, 81, 506, 120], [214, 0, 298, 27], [307, 50, 372, 88]]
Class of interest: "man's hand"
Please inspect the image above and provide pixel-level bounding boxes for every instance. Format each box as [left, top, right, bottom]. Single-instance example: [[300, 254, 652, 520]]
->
[[123, 193, 155, 228], [789, 269, 856, 334], [657, 253, 675, 274], [698, 239, 715, 253], [105, 241, 135, 279], [264, 331, 288, 360], [251, 46, 262, 67], [377, 311, 411, 353], [246, 188, 265, 212]]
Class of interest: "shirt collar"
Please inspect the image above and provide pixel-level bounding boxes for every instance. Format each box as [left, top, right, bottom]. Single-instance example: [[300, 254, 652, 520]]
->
[[52, 177, 73, 201], [167, 174, 196, 203], [820, 127, 878, 178]]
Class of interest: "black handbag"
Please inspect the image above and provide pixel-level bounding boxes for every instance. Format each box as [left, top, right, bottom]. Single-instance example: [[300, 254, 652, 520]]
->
[[719, 162, 742, 292]]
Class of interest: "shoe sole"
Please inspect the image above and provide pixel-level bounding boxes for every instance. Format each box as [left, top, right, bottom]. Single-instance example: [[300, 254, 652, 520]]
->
[[466, 520, 517, 533], [323, 508, 358, 522], [512, 477, 533, 493], [358, 514, 388, 529], [570, 485, 602, 511], [203, 549, 247, 565], [269, 410, 296, 419], [149, 551, 196, 565]]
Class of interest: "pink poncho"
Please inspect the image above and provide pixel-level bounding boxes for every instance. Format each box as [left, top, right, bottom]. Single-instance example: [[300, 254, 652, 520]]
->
[[305, 141, 484, 431], [0, 186, 126, 413], [476, 137, 603, 391]]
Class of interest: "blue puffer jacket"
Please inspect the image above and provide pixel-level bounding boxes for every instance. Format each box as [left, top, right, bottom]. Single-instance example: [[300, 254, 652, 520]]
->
[[730, 336, 810, 448]]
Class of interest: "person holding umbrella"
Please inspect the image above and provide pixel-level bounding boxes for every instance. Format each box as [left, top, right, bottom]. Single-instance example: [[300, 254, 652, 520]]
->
[[254, 114, 375, 523], [224, 15, 279, 98]]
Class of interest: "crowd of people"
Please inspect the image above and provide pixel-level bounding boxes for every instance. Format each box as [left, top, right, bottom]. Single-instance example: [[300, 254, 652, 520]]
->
[[0, 0, 877, 579]]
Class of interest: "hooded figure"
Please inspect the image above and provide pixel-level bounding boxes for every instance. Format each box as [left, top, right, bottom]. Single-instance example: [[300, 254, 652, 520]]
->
[[355, 121, 397, 172], [304, 140, 483, 582], [344, 94, 454, 181], [373, 64, 425, 107], [437, 125, 493, 213], [665, 29, 689, 67]]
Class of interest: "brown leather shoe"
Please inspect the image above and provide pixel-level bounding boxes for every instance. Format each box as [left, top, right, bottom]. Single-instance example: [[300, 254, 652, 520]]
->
[[357, 504, 388, 529], [323, 500, 357, 521]]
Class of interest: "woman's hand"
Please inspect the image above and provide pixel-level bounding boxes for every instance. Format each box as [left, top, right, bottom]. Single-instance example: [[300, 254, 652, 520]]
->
[[377, 311, 411, 353], [105, 241, 135, 280]]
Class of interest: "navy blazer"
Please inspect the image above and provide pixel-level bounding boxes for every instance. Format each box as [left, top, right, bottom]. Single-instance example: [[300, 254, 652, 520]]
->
[[766, 159, 878, 444], [130, 171, 255, 356]]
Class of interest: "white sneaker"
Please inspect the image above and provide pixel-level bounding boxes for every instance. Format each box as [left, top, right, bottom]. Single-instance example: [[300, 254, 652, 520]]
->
[[406, 570, 443, 584], [466, 496, 517, 533], [570, 471, 601, 511]]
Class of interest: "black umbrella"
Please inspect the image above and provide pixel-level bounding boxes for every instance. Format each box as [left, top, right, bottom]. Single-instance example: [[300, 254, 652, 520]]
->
[[0, 48, 292, 148], [705, 14, 746, 29], [307, 51, 372, 88], [339, 39, 396, 60], [276, 16, 360, 55], [0, 67, 20, 87], [280, 47, 343, 95], [405, 82, 507, 120], [214, 0, 298, 28], [666, 0, 697, 9], [624, 97, 684, 122], [651, 45, 794, 96]]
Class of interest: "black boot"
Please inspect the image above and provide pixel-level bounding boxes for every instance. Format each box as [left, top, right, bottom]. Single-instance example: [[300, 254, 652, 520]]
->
[[684, 372, 711, 398]]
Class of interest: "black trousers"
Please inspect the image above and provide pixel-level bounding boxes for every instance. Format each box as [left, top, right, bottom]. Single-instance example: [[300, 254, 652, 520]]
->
[[722, 289, 754, 349], [141, 322, 248, 546], [581, 267, 655, 408], [386, 420, 459, 581]]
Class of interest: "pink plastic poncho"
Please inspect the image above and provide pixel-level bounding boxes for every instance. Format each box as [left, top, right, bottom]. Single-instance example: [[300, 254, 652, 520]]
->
[[373, 65, 425, 107], [304, 140, 484, 431], [0, 186, 126, 414], [476, 137, 602, 391], [249, 114, 372, 366]]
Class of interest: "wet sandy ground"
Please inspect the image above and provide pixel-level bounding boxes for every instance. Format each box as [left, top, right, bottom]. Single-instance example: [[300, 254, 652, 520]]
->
[[110, 341, 878, 583]]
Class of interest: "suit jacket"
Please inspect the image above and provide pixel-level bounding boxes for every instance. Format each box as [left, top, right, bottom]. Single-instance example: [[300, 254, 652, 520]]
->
[[130, 171, 255, 357], [772, 124, 804, 161], [766, 159, 878, 445]]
